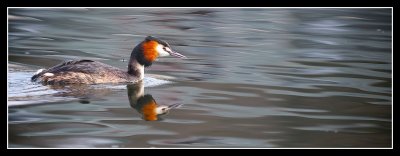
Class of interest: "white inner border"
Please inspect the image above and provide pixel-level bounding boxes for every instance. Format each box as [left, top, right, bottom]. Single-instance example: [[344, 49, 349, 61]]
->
[[7, 7, 393, 149]]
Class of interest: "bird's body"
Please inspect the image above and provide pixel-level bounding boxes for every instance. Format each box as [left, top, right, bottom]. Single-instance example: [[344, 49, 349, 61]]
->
[[32, 60, 137, 85], [31, 36, 186, 85]]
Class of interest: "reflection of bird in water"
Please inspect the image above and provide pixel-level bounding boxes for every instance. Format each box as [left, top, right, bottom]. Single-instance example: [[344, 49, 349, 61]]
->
[[49, 84, 114, 104], [127, 82, 182, 121]]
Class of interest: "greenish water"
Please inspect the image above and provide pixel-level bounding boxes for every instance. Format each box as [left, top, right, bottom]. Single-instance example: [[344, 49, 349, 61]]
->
[[8, 8, 392, 148]]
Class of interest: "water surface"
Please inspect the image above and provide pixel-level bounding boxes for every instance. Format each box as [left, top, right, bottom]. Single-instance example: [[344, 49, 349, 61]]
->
[[8, 8, 392, 148]]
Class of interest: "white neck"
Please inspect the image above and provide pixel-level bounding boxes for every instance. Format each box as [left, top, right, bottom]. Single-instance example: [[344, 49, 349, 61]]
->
[[138, 64, 144, 80], [128, 58, 144, 81]]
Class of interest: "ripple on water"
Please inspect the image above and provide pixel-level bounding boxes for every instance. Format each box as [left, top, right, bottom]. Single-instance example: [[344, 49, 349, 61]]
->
[[148, 136, 278, 147], [8, 69, 174, 107]]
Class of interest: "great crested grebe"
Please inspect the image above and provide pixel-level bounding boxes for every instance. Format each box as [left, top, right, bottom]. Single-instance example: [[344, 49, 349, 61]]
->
[[31, 36, 186, 85]]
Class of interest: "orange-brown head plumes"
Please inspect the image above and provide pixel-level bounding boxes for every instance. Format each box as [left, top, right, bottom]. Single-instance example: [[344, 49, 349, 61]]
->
[[142, 40, 159, 64], [140, 98, 158, 121], [130, 36, 187, 68], [135, 94, 170, 121], [134, 94, 158, 121]]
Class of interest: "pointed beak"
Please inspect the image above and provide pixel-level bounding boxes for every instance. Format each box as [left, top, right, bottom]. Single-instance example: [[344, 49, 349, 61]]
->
[[156, 106, 170, 115], [169, 50, 187, 58]]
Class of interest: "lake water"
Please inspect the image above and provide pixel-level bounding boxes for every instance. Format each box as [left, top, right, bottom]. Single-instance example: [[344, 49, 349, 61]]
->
[[8, 8, 392, 148]]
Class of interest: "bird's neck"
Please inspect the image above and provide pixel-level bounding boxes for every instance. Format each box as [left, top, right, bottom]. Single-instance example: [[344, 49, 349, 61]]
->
[[127, 57, 144, 80]]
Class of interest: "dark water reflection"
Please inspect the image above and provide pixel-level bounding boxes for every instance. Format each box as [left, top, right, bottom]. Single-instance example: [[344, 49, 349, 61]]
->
[[8, 8, 391, 148]]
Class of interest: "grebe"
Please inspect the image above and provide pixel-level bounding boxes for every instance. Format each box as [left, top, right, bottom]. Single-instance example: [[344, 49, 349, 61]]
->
[[31, 36, 186, 85]]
